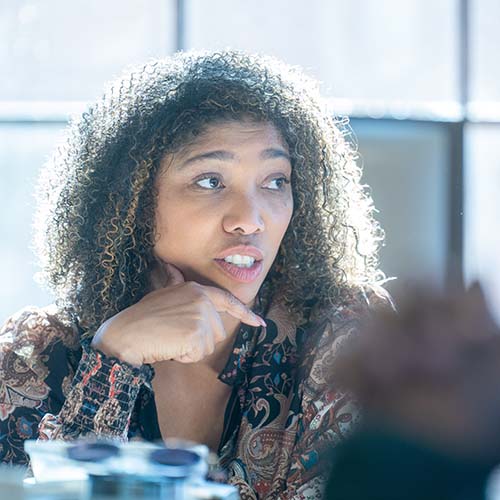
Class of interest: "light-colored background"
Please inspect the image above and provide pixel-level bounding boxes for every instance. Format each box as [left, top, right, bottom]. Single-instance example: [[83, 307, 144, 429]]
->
[[1, 0, 499, 324]]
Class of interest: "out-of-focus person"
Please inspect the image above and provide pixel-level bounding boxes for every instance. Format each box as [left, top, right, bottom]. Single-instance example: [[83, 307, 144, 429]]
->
[[325, 283, 500, 500]]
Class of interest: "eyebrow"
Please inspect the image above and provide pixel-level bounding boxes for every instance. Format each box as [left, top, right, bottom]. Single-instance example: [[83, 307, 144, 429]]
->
[[179, 147, 291, 168]]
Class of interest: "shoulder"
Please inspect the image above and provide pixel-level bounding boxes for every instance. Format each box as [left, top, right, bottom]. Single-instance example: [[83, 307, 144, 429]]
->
[[0, 307, 81, 462], [1, 305, 80, 354], [0, 305, 81, 413], [323, 282, 395, 331], [300, 283, 395, 392], [304, 283, 394, 350], [283, 286, 395, 484]]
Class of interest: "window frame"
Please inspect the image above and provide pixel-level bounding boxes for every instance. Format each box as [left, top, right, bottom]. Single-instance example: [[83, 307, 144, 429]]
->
[[2, 0, 497, 291]]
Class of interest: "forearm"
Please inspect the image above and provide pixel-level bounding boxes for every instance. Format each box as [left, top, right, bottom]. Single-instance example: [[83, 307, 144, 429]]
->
[[38, 342, 153, 441]]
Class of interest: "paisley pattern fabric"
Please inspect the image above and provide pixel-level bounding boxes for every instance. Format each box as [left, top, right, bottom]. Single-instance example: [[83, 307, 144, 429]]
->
[[0, 286, 392, 499]]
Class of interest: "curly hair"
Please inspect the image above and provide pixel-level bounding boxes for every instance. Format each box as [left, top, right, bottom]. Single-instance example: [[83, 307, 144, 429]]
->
[[34, 50, 386, 336]]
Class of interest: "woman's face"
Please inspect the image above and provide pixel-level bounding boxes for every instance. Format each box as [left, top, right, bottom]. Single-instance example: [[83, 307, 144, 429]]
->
[[154, 120, 293, 306]]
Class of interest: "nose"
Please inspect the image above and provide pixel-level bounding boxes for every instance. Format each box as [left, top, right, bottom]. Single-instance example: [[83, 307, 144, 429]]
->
[[222, 192, 265, 235]]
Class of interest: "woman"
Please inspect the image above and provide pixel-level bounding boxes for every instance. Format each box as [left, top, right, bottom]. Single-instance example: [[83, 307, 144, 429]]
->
[[0, 50, 391, 498]]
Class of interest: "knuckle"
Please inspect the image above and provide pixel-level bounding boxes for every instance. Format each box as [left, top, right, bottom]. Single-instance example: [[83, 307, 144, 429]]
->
[[190, 345, 203, 361], [195, 291, 211, 305], [186, 327, 200, 344], [192, 294, 212, 316], [223, 291, 240, 308], [194, 317, 206, 332], [199, 301, 213, 316], [217, 327, 228, 341], [188, 320, 206, 342], [187, 281, 204, 295]]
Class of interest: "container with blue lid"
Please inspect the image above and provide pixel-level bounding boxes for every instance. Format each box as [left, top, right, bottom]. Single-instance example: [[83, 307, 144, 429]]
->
[[25, 438, 238, 499]]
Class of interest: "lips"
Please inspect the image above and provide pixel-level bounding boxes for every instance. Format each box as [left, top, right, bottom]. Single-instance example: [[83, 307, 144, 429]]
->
[[215, 245, 264, 261], [214, 259, 264, 283], [214, 245, 264, 283]]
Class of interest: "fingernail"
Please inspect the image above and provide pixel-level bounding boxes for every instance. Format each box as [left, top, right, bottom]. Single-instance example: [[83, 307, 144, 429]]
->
[[257, 316, 267, 327]]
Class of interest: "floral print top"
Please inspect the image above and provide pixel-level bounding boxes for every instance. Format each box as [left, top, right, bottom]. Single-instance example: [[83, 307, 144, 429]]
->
[[0, 286, 392, 499]]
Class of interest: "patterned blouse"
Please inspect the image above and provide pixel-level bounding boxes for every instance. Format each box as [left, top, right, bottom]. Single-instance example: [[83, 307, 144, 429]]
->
[[0, 286, 391, 499]]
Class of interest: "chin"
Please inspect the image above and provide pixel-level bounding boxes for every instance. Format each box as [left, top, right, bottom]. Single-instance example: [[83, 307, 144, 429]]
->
[[211, 280, 261, 308], [233, 289, 259, 307], [181, 265, 262, 305]]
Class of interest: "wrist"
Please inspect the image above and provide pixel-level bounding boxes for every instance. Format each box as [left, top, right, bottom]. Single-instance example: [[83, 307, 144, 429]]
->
[[91, 322, 141, 366]]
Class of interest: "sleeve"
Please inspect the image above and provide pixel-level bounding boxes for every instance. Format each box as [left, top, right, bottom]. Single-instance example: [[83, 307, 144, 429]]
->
[[38, 342, 153, 441], [277, 286, 395, 499]]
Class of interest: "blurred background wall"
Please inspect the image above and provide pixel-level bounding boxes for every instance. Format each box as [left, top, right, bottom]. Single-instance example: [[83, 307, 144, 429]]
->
[[1, 0, 499, 323]]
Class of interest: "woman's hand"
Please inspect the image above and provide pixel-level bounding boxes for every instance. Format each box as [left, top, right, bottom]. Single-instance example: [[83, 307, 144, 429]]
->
[[90, 261, 265, 366]]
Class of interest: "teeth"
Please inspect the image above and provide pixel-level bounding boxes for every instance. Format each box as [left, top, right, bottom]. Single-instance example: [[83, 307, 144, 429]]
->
[[223, 254, 256, 267]]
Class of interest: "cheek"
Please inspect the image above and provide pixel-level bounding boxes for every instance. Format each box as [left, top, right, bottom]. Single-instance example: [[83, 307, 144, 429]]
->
[[268, 197, 293, 235], [154, 198, 219, 253], [155, 200, 193, 253], [271, 197, 293, 225]]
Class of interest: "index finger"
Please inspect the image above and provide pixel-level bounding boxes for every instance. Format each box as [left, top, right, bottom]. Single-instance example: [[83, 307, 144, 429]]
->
[[203, 286, 266, 328]]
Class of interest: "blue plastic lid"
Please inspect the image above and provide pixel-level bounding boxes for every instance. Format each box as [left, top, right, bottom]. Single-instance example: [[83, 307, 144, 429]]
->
[[67, 442, 120, 462], [148, 448, 202, 479]]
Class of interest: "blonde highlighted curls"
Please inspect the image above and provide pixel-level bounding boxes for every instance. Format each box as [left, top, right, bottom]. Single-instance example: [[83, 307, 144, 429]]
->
[[34, 50, 386, 336]]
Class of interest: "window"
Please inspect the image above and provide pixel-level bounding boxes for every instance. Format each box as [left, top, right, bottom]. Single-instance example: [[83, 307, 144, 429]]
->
[[1, 0, 499, 324]]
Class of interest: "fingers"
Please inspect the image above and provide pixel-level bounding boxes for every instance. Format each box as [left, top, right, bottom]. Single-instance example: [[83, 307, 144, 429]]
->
[[176, 352, 198, 364], [203, 286, 266, 328], [168, 307, 225, 363], [148, 260, 169, 291], [164, 262, 185, 286], [148, 259, 185, 290], [174, 321, 220, 363]]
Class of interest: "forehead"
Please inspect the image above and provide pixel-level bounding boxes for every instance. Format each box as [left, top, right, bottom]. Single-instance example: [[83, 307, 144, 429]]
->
[[175, 120, 289, 158]]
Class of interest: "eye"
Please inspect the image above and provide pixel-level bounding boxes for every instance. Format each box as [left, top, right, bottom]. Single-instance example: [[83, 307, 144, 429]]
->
[[264, 176, 290, 191], [195, 175, 224, 190]]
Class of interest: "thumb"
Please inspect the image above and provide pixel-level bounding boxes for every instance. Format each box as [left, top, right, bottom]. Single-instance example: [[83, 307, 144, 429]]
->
[[164, 262, 185, 286], [148, 259, 185, 290]]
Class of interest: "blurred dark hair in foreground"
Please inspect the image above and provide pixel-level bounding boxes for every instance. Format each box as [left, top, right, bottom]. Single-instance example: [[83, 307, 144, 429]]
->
[[326, 282, 500, 500]]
